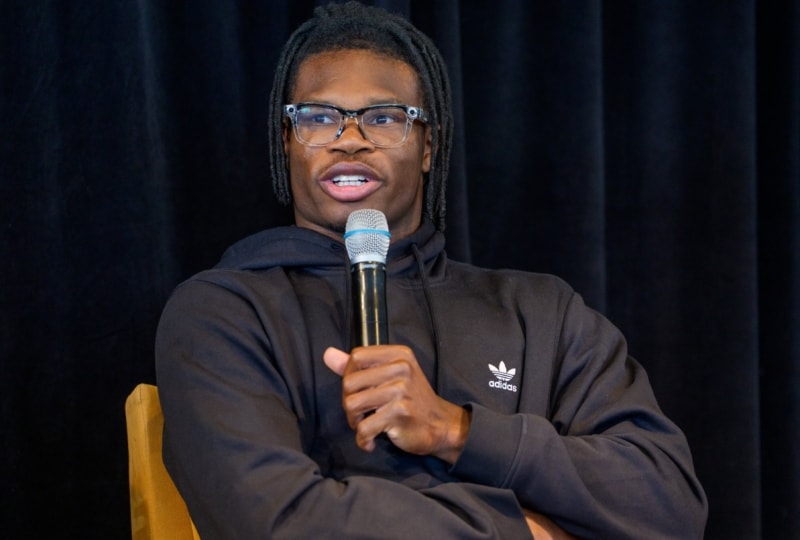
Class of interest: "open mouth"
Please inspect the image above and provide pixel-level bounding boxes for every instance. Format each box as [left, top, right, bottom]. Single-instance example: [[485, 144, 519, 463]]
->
[[331, 175, 370, 186], [320, 165, 382, 202]]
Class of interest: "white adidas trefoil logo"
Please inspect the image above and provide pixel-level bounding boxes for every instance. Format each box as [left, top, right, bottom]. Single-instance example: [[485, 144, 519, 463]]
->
[[488, 361, 518, 393]]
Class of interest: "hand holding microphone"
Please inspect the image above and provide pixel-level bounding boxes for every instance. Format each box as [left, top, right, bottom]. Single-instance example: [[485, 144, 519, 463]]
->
[[323, 209, 470, 463]]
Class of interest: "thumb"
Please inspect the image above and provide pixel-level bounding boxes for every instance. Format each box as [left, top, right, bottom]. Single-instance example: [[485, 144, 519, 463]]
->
[[323, 346, 350, 376]]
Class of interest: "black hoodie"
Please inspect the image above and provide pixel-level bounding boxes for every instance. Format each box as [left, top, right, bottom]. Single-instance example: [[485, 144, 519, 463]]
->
[[156, 220, 707, 539]]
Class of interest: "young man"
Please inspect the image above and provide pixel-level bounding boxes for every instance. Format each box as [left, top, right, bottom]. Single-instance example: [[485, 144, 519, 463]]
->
[[156, 3, 707, 538]]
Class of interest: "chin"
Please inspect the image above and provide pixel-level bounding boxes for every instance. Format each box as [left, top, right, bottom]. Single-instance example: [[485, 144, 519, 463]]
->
[[328, 222, 346, 235], [330, 206, 374, 232], [320, 216, 347, 235]]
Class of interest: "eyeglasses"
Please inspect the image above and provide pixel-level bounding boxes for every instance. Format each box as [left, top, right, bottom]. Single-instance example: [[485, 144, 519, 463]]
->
[[283, 103, 429, 148]]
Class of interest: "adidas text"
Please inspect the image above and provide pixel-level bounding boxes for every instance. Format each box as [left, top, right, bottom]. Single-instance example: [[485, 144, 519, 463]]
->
[[488, 380, 518, 392]]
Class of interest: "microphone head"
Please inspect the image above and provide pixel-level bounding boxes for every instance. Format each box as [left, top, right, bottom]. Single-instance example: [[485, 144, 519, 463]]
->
[[344, 209, 391, 264]]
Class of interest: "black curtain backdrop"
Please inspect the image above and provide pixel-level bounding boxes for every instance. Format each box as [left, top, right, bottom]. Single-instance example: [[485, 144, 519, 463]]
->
[[2, 1, 798, 538]]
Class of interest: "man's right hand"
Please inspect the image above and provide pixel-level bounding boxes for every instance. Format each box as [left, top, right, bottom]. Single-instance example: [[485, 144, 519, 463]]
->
[[323, 345, 470, 464]]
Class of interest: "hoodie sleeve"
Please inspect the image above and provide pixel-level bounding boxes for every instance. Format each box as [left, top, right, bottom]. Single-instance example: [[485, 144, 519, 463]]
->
[[450, 290, 708, 539], [155, 276, 531, 540]]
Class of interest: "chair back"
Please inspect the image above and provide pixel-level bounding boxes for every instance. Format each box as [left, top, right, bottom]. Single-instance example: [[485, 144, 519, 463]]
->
[[125, 383, 200, 540]]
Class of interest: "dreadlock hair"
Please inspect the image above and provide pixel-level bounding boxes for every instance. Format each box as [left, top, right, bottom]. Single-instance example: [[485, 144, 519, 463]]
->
[[268, 1, 453, 231]]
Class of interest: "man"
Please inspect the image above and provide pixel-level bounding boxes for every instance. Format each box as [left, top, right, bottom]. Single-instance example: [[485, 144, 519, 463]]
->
[[156, 3, 707, 538]]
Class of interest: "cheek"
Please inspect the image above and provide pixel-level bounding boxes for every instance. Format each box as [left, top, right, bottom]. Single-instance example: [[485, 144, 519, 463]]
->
[[286, 145, 323, 202], [286, 143, 313, 175]]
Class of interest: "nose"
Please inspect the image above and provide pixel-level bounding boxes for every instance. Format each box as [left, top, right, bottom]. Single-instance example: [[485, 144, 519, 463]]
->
[[331, 116, 374, 151]]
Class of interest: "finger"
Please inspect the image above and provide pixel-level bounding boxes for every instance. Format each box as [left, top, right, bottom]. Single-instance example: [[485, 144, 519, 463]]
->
[[356, 426, 379, 452], [323, 346, 349, 376], [348, 344, 415, 372], [353, 404, 394, 452], [341, 382, 387, 431], [342, 361, 409, 397]]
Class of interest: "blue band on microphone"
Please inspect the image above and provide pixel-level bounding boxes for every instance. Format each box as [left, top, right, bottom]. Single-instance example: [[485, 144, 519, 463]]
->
[[343, 229, 392, 240]]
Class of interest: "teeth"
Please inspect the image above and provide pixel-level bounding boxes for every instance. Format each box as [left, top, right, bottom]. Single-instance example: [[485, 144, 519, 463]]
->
[[332, 175, 368, 186]]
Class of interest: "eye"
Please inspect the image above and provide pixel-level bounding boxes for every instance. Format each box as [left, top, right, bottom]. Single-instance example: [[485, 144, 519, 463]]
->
[[364, 108, 404, 126], [298, 107, 338, 125]]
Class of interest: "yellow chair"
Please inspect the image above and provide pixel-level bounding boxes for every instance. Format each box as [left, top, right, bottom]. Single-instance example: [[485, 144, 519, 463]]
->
[[125, 383, 201, 540]]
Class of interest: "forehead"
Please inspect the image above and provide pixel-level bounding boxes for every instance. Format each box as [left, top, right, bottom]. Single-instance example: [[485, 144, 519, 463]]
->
[[289, 49, 423, 107]]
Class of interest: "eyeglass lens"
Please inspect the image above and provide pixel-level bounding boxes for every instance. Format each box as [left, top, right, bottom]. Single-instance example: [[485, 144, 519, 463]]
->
[[294, 105, 412, 147]]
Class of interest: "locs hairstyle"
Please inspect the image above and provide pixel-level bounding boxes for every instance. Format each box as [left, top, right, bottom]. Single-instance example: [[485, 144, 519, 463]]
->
[[268, 1, 453, 230]]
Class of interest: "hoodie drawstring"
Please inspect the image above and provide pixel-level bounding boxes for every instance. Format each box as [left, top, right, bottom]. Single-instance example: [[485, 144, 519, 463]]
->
[[343, 243, 442, 394], [344, 254, 353, 351], [411, 244, 442, 394]]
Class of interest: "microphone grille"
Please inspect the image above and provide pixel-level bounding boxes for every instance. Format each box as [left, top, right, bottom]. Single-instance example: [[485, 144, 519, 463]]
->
[[345, 209, 390, 264]]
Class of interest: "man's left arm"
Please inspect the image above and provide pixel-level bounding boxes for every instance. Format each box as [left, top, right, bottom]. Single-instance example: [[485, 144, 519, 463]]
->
[[450, 294, 708, 539], [325, 292, 708, 539]]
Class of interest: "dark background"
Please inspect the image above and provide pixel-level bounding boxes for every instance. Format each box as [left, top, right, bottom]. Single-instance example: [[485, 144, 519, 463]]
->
[[2, 1, 798, 538]]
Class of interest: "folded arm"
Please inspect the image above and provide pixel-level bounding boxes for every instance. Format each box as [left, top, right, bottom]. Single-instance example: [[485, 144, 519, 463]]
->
[[450, 293, 708, 539], [156, 278, 532, 539]]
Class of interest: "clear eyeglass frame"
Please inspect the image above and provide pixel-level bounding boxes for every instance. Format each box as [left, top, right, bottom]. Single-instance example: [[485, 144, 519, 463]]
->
[[283, 103, 429, 148]]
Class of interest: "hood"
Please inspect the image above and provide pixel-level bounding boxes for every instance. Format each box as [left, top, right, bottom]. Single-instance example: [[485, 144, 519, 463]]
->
[[215, 218, 446, 279]]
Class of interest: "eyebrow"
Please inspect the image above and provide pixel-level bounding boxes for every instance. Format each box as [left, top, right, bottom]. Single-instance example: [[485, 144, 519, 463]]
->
[[296, 96, 411, 108]]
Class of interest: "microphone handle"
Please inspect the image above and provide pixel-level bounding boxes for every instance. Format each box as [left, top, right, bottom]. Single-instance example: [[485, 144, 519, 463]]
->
[[352, 261, 388, 346]]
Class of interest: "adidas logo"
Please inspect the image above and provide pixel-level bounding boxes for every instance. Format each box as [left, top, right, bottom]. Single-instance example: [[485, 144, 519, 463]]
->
[[488, 361, 518, 392]]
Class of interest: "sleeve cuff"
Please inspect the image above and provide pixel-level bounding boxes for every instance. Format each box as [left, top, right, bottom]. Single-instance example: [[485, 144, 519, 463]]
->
[[450, 403, 526, 488]]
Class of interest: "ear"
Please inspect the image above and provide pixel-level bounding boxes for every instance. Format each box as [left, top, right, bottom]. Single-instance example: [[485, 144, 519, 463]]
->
[[421, 125, 433, 174], [282, 122, 291, 154]]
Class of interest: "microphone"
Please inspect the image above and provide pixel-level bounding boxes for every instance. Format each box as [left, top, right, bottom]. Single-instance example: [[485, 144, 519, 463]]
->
[[345, 209, 391, 346]]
